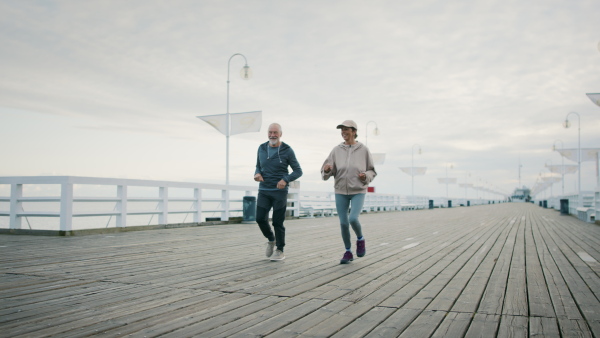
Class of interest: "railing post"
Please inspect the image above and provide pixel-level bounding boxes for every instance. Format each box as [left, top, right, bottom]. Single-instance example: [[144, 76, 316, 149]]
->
[[194, 188, 202, 223], [9, 183, 22, 229], [60, 183, 73, 231], [159, 187, 168, 224], [117, 185, 127, 227], [222, 189, 230, 221], [287, 189, 299, 217]]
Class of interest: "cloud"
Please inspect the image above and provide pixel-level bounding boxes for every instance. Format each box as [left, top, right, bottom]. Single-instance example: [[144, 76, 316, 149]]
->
[[1, 0, 599, 197]]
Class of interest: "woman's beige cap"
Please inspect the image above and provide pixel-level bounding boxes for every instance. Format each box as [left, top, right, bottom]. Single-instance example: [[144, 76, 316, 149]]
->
[[336, 120, 358, 129]]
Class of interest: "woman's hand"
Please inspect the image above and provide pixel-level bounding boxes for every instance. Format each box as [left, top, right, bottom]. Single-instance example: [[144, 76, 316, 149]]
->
[[323, 164, 332, 173], [359, 172, 366, 181]]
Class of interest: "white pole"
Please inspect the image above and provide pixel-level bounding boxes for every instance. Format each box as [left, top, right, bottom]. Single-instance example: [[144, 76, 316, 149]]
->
[[225, 53, 249, 221], [60, 183, 73, 231], [577, 115, 581, 207]]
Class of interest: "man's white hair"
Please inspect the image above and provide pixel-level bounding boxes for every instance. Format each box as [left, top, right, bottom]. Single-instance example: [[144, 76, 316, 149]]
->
[[269, 123, 282, 133]]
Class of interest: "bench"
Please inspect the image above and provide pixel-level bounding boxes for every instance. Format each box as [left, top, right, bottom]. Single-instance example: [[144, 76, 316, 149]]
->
[[399, 197, 417, 210], [577, 207, 596, 223], [299, 201, 336, 218]]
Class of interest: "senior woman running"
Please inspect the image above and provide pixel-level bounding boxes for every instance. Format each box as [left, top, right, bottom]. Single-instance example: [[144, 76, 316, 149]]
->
[[321, 120, 377, 264]]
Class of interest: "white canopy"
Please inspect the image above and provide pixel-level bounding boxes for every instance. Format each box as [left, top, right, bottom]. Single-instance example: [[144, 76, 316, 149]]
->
[[437, 178, 457, 184], [399, 167, 427, 176], [372, 153, 386, 165], [545, 164, 578, 174], [586, 93, 600, 107], [197, 111, 262, 136], [556, 148, 600, 162]]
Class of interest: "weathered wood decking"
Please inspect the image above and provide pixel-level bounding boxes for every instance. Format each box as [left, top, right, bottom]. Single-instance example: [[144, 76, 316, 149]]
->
[[1, 203, 599, 337]]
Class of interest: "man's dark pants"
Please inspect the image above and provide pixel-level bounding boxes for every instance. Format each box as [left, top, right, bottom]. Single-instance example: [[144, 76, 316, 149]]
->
[[256, 189, 288, 252]]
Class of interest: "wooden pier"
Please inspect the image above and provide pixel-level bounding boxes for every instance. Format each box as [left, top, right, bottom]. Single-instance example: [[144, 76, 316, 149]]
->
[[1, 202, 599, 337]]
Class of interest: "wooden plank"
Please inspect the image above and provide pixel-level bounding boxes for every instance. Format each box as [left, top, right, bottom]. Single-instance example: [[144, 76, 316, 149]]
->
[[398, 310, 447, 337], [364, 308, 421, 337], [157, 295, 303, 337], [0, 203, 598, 337], [502, 216, 528, 316], [427, 218, 509, 312], [534, 213, 600, 337], [402, 218, 506, 312], [100, 293, 270, 337], [529, 316, 560, 337], [362, 218, 498, 309], [475, 216, 521, 315], [89, 292, 253, 337], [529, 212, 583, 321], [450, 218, 514, 313], [558, 318, 593, 338], [464, 313, 500, 338], [497, 314, 528, 338], [523, 212, 555, 318], [256, 299, 352, 338], [226, 298, 330, 337], [4, 286, 204, 337], [329, 306, 397, 338], [432, 311, 472, 338]]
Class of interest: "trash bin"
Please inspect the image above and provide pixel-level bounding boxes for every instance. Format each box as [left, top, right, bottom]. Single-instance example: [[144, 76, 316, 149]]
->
[[543, 200, 547, 208], [560, 199, 569, 215], [467, 201, 470, 207], [429, 200, 434, 209], [448, 200, 452, 208], [242, 196, 256, 223]]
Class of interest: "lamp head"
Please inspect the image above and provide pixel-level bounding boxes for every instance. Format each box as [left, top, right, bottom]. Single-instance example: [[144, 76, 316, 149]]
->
[[240, 65, 252, 80], [373, 127, 380, 136], [563, 119, 571, 128]]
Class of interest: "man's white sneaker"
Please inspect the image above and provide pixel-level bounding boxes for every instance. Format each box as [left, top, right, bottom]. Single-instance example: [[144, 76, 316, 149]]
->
[[270, 249, 285, 261], [265, 241, 275, 258]]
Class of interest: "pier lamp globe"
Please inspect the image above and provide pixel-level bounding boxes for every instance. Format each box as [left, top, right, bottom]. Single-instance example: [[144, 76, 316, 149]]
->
[[365, 121, 380, 147], [241, 64, 252, 80]]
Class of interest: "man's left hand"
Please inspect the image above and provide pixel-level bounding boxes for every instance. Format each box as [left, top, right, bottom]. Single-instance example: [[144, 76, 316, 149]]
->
[[277, 179, 287, 189]]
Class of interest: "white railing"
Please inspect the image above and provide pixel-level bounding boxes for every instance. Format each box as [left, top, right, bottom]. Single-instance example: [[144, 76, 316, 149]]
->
[[0, 176, 417, 232], [595, 189, 600, 223], [431, 197, 503, 208], [0, 176, 267, 231], [533, 190, 599, 223]]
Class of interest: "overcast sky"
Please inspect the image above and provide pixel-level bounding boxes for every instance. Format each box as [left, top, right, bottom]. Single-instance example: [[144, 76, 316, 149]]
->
[[1, 0, 599, 199]]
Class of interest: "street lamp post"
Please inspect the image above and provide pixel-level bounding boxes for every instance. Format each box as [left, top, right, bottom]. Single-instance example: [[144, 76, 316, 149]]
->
[[365, 121, 380, 147], [411, 144, 421, 200], [563, 112, 581, 207], [445, 163, 454, 199], [553, 139, 565, 195], [518, 156, 522, 188], [545, 160, 554, 198], [226, 53, 252, 186], [464, 171, 470, 199]]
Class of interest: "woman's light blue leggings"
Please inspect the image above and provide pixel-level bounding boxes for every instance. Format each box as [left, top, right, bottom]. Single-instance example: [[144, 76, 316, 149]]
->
[[335, 193, 365, 249]]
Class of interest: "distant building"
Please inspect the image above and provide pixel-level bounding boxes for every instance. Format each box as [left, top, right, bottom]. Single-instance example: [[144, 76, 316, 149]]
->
[[511, 186, 531, 202]]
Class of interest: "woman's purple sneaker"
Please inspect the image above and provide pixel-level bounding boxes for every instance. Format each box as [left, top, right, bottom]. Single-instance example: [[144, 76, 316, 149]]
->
[[340, 251, 354, 264], [356, 239, 366, 257]]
